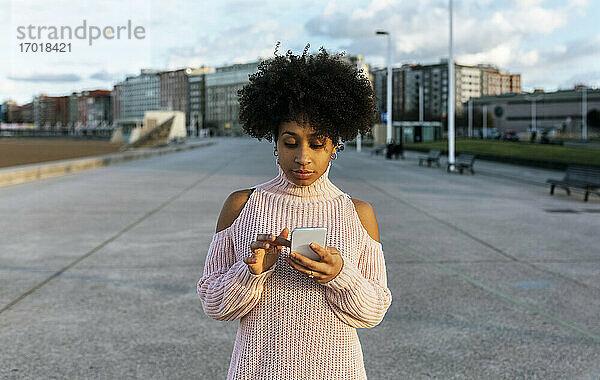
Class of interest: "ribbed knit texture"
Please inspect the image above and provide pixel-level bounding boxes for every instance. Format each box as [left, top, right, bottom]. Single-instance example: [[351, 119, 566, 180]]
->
[[197, 161, 392, 380]]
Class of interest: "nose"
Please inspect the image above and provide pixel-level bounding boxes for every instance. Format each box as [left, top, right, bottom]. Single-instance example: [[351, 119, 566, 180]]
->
[[295, 145, 311, 165]]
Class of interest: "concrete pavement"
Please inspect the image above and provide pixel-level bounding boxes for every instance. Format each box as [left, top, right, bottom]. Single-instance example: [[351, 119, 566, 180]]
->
[[1, 137, 598, 379]]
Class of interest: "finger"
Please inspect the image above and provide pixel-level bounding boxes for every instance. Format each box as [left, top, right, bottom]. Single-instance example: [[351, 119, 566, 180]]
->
[[308, 242, 330, 261], [250, 241, 270, 251], [279, 227, 290, 238], [285, 258, 325, 280], [274, 227, 291, 247], [250, 248, 265, 257], [273, 236, 291, 248], [256, 234, 276, 242], [289, 251, 329, 272]]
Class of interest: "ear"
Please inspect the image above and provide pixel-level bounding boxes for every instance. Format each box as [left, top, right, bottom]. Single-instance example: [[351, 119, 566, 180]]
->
[[328, 144, 337, 157]]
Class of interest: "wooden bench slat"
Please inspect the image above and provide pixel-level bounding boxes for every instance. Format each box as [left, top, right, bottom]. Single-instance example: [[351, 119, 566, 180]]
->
[[547, 165, 600, 201], [447, 153, 475, 174]]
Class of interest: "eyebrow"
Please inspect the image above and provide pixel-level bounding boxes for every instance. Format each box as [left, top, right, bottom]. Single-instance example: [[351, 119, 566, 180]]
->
[[281, 131, 320, 138]]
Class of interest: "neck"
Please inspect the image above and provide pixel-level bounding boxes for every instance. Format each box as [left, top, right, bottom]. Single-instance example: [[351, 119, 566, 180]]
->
[[260, 161, 344, 200]]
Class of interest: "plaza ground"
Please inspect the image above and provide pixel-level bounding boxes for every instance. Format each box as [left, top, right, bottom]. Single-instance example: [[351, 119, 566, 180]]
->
[[0, 137, 598, 379]]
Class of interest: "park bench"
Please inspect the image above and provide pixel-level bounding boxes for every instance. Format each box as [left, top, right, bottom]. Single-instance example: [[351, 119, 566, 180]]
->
[[386, 143, 404, 159], [546, 165, 600, 202], [447, 154, 475, 174], [418, 150, 441, 167]]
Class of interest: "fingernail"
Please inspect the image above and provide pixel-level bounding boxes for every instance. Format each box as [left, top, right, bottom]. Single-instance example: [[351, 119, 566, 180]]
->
[[310, 243, 315, 247]]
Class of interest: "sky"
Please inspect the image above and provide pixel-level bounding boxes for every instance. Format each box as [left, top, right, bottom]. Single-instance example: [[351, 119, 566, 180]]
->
[[1, 0, 599, 104]]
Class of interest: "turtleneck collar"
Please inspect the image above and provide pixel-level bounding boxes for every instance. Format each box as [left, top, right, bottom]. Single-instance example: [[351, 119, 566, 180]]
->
[[257, 161, 346, 201]]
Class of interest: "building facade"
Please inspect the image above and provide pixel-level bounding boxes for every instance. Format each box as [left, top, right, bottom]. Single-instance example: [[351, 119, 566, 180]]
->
[[54, 96, 70, 127], [469, 88, 600, 136], [480, 66, 521, 95], [111, 84, 122, 123], [20, 102, 34, 124], [372, 60, 522, 122], [372, 67, 406, 121], [189, 73, 207, 132], [32, 95, 69, 127], [115, 69, 162, 124], [77, 90, 112, 125], [160, 67, 212, 127], [4, 101, 20, 123], [205, 61, 259, 135], [0, 101, 12, 123], [69, 93, 79, 126]]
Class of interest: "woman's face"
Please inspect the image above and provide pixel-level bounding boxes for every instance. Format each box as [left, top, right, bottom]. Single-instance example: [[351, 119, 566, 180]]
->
[[275, 121, 337, 186]]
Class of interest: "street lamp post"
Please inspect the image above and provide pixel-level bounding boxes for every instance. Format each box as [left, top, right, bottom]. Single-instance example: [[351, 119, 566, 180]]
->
[[525, 95, 542, 134], [482, 105, 487, 138], [419, 84, 424, 123], [582, 87, 588, 140], [376, 30, 392, 144], [532, 100, 536, 133], [447, 0, 456, 169], [468, 98, 473, 137]]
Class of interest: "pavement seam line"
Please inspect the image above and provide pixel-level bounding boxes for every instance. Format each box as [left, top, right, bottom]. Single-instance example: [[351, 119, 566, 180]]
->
[[393, 240, 600, 344], [3, 257, 600, 274], [338, 158, 599, 342], [346, 160, 596, 290], [0, 144, 231, 315], [349, 167, 519, 261]]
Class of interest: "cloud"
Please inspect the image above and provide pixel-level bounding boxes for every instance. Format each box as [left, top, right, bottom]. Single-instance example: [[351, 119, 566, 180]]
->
[[537, 35, 600, 65], [7, 73, 82, 82], [561, 71, 600, 89], [304, 0, 589, 68], [88, 70, 125, 82], [164, 20, 304, 68]]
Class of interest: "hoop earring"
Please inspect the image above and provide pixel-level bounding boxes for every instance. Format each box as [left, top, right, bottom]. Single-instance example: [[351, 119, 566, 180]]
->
[[330, 152, 338, 161], [273, 148, 278, 157]]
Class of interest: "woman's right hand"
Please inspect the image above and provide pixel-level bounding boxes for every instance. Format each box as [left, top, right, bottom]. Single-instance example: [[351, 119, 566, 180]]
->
[[245, 228, 290, 275]]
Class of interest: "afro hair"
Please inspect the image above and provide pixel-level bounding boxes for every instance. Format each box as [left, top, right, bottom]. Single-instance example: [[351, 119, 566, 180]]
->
[[237, 43, 378, 143]]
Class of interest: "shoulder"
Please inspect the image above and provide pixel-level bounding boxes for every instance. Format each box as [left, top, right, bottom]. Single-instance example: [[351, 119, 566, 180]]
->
[[216, 188, 255, 233], [350, 198, 380, 243]]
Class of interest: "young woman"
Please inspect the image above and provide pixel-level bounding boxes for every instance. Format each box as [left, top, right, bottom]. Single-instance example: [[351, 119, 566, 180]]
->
[[197, 44, 392, 379]]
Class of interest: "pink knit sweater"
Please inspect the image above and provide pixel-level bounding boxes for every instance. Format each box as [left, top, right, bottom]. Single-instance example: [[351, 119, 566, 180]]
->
[[197, 162, 392, 379]]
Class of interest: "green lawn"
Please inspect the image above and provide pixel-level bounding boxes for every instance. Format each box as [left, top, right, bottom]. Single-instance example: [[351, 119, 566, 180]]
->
[[405, 139, 600, 166]]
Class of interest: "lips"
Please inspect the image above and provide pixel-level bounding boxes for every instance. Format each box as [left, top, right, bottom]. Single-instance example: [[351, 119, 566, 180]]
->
[[291, 169, 314, 179]]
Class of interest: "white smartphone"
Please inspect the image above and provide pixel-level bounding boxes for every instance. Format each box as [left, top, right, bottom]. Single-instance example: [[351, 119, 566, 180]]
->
[[290, 227, 327, 261]]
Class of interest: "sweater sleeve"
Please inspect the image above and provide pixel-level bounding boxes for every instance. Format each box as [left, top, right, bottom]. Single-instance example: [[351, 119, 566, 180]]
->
[[323, 236, 392, 328], [197, 227, 276, 321]]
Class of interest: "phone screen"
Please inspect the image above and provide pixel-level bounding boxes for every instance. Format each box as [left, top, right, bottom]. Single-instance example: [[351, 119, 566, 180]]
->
[[290, 227, 327, 261]]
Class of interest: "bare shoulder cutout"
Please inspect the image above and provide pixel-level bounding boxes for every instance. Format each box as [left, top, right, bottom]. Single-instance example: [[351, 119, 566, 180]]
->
[[350, 198, 380, 243], [216, 188, 255, 233]]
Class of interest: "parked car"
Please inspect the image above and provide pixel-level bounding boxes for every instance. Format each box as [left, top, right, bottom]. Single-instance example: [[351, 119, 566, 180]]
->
[[502, 129, 520, 142], [478, 128, 501, 139]]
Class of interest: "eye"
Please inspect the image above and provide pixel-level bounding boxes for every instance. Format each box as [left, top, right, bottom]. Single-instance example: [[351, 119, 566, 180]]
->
[[284, 142, 297, 147], [311, 144, 324, 149]]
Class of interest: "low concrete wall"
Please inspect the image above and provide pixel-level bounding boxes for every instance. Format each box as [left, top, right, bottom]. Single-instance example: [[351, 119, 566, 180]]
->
[[0, 140, 215, 188]]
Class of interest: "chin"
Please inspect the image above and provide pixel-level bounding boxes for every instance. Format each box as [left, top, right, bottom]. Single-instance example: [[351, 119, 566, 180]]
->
[[294, 179, 313, 186], [286, 170, 318, 186]]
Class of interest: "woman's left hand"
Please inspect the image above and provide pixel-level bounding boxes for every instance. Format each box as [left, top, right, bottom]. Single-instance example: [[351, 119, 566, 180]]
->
[[285, 243, 343, 284]]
